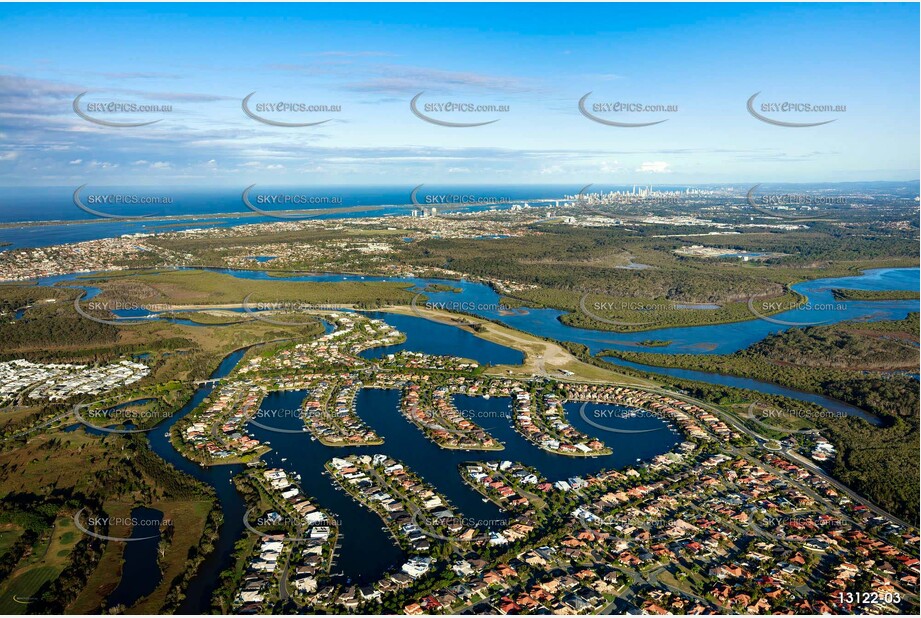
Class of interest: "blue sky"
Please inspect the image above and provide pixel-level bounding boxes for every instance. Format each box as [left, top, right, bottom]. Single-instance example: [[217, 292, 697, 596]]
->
[[0, 2, 917, 186]]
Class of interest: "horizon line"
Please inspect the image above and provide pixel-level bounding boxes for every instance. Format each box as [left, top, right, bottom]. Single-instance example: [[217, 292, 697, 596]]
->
[[3, 180, 919, 189]]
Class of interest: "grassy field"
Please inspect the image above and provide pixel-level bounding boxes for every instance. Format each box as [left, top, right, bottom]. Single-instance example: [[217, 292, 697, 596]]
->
[[379, 305, 656, 387], [0, 524, 24, 559], [1, 294, 326, 438], [0, 432, 123, 496], [394, 221, 918, 329], [0, 516, 81, 615], [130, 499, 211, 614], [65, 501, 134, 613], [506, 287, 806, 333], [90, 269, 417, 307], [1, 279, 322, 612], [0, 429, 215, 614], [831, 288, 920, 301], [0, 406, 46, 433], [68, 499, 212, 614], [0, 566, 58, 614], [161, 311, 254, 325]]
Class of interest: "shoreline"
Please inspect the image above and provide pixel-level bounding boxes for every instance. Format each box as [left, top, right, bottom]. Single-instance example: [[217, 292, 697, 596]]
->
[[5, 265, 918, 341], [376, 304, 656, 386], [0, 196, 563, 232]]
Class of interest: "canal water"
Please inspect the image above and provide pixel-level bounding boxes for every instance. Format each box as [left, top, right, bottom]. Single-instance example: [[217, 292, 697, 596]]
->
[[105, 506, 163, 609], [201, 267, 917, 419], [37, 266, 918, 359], [244, 387, 681, 585], [38, 266, 918, 424], [181, 266, 919, 355], [359, 310, 524, 366], [601, 357, 882, 425], [144, 348, 249, 614], [30, 266, 918, 606]]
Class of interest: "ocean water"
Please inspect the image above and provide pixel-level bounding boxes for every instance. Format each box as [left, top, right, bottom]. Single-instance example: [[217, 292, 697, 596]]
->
[[0, 185, 573, 249]]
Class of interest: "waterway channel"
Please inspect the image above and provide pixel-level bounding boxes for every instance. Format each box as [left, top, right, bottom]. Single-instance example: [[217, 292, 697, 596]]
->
[[37, 266, 918, 608]]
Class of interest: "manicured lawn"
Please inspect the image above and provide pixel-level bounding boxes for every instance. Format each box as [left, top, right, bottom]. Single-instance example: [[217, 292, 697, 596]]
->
[[0, 515, 81, 614]]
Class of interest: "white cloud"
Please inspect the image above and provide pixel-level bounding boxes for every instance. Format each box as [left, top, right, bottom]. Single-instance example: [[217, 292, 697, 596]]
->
[[636, 161, 671, 173], [69, 159, 82, 165]]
